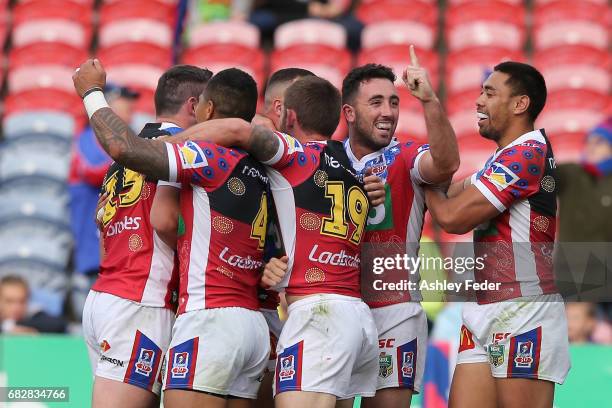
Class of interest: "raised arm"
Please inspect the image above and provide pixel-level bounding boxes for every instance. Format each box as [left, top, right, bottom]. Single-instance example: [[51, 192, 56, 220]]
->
[[403, 45, 460, 184], [73, 59, 170, 180]]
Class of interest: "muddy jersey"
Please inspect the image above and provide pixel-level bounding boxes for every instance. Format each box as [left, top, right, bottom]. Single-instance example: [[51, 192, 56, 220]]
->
[[165, 140, 269, 313], [264, 132, 369, 298], [93, 123, 181, 309]]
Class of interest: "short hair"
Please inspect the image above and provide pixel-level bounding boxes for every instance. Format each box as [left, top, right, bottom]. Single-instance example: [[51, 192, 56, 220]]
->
[[154, 65, 213, 116], [204, 68, 258, 122], [0, 275, 29, 294], [342, 64, 396, 105], [493, 61, 547, 122], [264, 68, 316, 104], [284, 76, 341, 137]]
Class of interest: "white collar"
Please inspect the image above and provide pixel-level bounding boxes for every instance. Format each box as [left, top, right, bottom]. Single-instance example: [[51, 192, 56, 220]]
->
[[343, 138, 399, 166], [160, 121, 181, 130]]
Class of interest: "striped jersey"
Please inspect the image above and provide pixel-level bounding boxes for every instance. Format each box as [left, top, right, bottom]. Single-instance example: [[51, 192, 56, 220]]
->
[[344, 138, 430, 307], [93, 123, 181, 309], [472, 129, 558, 303], [265, 132, 369, 298], [165, 140, 269, 314]]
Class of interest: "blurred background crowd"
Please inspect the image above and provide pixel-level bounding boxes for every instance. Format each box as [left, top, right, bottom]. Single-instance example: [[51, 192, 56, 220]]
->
[[0, 0, 610, 351]]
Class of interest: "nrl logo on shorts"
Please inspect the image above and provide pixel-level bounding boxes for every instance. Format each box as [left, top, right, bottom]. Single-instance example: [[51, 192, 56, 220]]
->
[[378, 352, 393, 378], [278, 355, 296, 382], [488, 344, 505, 367], [401, 352, 414, 378], [514, 341, 534, 368], [135, 349, 155, 377]]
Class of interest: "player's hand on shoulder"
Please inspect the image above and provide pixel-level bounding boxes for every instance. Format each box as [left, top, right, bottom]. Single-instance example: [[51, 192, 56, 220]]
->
[[261, 256, 289, 288], [402, 45, 436, 103], [364, 169, 385, 207], [73, 59, 107, 98]]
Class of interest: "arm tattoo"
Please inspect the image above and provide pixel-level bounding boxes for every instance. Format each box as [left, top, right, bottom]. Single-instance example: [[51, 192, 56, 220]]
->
[[247, 125, 280, 163], [90, 108, 170, 180]]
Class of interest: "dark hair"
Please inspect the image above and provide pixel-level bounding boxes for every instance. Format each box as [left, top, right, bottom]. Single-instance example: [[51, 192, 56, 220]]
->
[[154, 65, 213, 116], [0, 275, 29, 293], [494, 61, 547, 122], [284, 76, 341, 137], [264, 68, 316, 106], [204, 68, 258, 122], [342, 64, 396, 105]]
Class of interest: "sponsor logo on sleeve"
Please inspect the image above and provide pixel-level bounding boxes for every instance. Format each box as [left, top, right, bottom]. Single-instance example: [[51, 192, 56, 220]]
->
[[178, 141, 207, 169]]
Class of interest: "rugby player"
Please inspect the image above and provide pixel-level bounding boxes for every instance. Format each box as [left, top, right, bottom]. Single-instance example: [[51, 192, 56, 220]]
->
[[80, 64, 211, 408], [424, 62, 569, 408], [74, 60, 272, 408], [341, 47, 459, 408], [169, 76, 385, 408]]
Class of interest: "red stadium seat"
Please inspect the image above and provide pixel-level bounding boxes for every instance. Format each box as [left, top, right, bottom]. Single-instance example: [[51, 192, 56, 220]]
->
[[537, 109, 605, 136], [533, 1, 609, 50], [99, 0, 176, 26], [105, 65, 165, 93], [445, 47, 525, 94], [271, 60, 345, 89], [8, 65, 75, 94], [358, 45, 440, 89], [99, 19, 173, 48], [274, 19, 346, 50], [271, 44, 352, 76], [546, 89, 609, 111], [446, 1, 525, 51], [188, 21, 260, 49], [13, 20, 92, 48], [4, 89, 85, 126], [96, 43, 172, 68], [455, 134, 496, 180], [396, 109, 427, 143], [449, 0, 522, 4], [539, 65, 610, 94], [133, 88, 156, 116], [182, 44, 266, 88], [547, 133, 585, 163], [13, 0, 92, 26], [361, 20, 436, 51], [331, 119, 348, 142], [9, 43, 88, 70], [356, 0, 437, 27], [534, 45, 611, 70]]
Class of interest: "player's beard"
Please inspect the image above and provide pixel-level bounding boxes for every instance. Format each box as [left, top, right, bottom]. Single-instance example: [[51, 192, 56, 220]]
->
[[479, 125, 502, 142], [354, 113, 394, 152]]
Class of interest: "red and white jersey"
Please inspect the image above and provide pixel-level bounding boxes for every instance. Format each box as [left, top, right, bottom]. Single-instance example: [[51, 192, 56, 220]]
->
[[471, 129, 558, 303], [344, 139, 430, 307], [264, 133, 369, 298], [94, 123, 180, 309], [165, 140, 269, 314]]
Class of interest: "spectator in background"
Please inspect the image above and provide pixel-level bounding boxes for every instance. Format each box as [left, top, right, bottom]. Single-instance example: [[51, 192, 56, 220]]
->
[[0, 276, 67, 334], [244, 0, 363, 51], [566, 302, 597, 343], [68, 84, 139, 317]]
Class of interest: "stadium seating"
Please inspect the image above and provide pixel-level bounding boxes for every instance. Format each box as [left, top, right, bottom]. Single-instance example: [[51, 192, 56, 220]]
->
[[274, 19, 347, 50], [99, 0, 176, 26], [361, 19, 436, 51], [188, 21, 260, 49], [445, 1, 526, 51], [533, 0, 609, 50], [4, 89, 86, 129], [356, 0, 438, 27], [99, 18, 173, 48]]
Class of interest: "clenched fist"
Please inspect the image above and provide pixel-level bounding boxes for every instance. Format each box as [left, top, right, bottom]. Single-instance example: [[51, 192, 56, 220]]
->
[[73, 58, 107, 98], [261, 256, 289, 289], [402, 45, 436, 103]]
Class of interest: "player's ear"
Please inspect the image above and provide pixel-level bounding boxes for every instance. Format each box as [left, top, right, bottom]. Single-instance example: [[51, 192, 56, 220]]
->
[[286, 108, 297, 130], [204, 99, 215, 121], [342, 103, 356, 124], [273, 98, 283, 118], [513, 95, 530, 116]]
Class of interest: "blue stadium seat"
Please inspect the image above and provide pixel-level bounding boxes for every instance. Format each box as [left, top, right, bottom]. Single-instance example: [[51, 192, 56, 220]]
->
[[4, 111, 76, 140]]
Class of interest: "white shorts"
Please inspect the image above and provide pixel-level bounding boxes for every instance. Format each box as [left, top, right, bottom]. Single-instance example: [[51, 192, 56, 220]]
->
[[371, 302, 428, 393], [261, 308, 284, 372], [163, 307, 270, 399], [274, 294, 378, 399], [456, 294, 570, 384], [82, 290, 175, 395]]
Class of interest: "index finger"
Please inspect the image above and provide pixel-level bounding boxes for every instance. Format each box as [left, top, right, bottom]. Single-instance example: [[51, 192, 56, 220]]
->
[[409, 45, 420, 67]]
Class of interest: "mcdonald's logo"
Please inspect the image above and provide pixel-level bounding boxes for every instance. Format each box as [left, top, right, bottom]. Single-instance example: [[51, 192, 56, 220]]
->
[[458, 324, 476, 353]]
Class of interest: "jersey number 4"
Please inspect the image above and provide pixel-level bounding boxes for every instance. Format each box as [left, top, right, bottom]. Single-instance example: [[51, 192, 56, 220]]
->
[[321, 181, 369, 244], [250, 192, 268, 250], [102, 168, 145, 227]]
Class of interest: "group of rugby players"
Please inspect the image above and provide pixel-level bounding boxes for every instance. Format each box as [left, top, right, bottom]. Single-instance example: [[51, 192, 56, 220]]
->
[[72, 43, 569, 408]]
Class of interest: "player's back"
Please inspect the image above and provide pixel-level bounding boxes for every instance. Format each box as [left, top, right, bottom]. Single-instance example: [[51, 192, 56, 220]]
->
[[472, 129, 557, 303], [94, 123, 180, 309], [166, 141, 270, 313], [264, 133, 370, 298]]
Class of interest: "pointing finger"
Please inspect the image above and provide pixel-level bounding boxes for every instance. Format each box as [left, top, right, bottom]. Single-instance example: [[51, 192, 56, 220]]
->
[[409, 45, 420, 67]]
